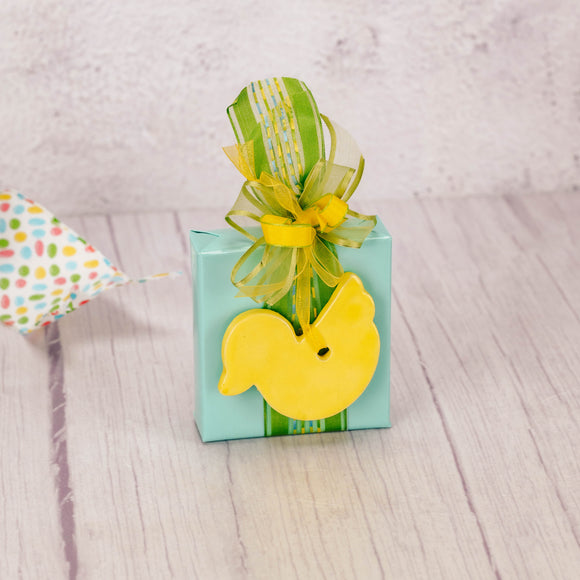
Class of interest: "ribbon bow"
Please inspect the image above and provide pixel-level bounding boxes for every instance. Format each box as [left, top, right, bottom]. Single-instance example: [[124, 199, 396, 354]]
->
[[224, 115, 376, 349]]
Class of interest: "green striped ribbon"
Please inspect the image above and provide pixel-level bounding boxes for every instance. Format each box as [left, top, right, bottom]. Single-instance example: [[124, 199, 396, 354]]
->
[[227, 77, 348, 436]]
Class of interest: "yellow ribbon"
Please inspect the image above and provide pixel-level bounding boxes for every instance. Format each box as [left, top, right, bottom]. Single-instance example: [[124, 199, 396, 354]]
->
[[224, 116, 376, 350], [260, 215, 316, 247]]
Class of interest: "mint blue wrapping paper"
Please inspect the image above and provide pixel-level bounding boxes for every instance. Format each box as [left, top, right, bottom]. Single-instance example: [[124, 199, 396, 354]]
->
[[190, 219, 392, 442]]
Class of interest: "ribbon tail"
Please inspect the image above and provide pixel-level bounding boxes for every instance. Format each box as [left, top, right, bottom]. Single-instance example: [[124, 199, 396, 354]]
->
[[223, 142, 256, 181], [319, 212, 377, 249]]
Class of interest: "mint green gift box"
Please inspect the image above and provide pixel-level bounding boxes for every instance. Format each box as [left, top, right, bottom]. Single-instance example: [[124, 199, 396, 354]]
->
[[190, 219, 392, 443]]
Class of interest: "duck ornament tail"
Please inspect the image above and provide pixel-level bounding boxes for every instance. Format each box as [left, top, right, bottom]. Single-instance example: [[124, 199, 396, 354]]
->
[[218, 273, 380, 421]]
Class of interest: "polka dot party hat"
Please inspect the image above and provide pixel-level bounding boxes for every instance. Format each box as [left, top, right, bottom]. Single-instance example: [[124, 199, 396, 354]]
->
[[0, 190, 175, 334]]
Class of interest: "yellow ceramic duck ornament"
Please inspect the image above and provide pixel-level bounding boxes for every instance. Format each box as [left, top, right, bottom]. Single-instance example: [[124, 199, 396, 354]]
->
[[218, 273, 380, 420]]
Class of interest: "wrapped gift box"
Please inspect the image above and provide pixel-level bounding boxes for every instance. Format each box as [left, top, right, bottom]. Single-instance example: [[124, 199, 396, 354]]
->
[[190, 219, 391, 442]]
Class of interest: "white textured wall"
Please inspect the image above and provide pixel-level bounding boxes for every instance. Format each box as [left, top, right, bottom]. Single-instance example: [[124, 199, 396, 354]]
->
[[1, 0, 579, 215]]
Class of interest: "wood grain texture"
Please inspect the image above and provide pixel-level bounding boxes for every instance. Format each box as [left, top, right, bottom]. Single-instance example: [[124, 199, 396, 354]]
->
[[0, 317, 67, 578], [1, 194, 579, 579]]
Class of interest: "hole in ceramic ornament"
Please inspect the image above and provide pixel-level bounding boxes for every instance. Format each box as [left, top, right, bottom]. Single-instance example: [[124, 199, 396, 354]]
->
[[317, 347, 330, 359]]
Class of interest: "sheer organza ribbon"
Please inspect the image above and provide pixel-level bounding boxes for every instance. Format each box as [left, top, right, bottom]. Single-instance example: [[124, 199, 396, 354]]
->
[[224, 116, 376, 350]]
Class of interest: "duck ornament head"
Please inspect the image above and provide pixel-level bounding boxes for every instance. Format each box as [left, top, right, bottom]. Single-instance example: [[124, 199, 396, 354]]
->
[[218, 272, 380, 421]]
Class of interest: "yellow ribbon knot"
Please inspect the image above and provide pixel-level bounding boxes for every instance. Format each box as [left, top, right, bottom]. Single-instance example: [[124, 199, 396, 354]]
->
[[260, 215, 316, 247], [260, 195, 348, 248]]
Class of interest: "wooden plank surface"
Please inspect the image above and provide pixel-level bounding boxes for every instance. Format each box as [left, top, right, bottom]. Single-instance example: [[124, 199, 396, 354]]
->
[[0, 324, 67, 578], [1, 193, 579, 579]]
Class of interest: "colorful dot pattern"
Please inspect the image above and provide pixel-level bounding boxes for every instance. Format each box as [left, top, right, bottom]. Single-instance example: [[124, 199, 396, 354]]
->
[[0, 191, 174, 334]]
